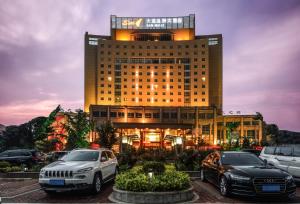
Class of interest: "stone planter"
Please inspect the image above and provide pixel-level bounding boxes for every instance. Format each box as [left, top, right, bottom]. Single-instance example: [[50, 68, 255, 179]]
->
[[109, 186, 195, 204]]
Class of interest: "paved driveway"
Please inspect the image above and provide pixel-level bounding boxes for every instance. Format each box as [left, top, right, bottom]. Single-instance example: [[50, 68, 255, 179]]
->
[[1, 178, 300, 203]]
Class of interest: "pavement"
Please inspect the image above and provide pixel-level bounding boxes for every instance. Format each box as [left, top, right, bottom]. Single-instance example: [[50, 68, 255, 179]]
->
[[1, 178, 300, 203]]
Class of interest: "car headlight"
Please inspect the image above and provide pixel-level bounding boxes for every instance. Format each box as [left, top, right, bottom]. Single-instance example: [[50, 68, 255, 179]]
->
[[40, 168, 46, 174], [286, 175, 293, 181], [77, 167, 93, 173], [230, 174, 251, 181]]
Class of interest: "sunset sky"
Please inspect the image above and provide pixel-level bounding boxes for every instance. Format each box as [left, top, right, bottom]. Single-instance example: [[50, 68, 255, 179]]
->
[[0, 0, 299, 131]]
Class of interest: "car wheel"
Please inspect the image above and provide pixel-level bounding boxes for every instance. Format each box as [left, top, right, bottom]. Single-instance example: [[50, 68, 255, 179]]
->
[[92, 173, 102, 194], [200, 169, 207, 182], [220, 176, 229, 197]]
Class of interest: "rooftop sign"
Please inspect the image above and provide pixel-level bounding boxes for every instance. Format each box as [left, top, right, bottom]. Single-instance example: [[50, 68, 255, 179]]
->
[[111, 14, 195, 30]]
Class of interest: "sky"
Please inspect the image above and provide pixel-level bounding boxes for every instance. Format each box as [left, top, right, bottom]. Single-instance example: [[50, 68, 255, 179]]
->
[[0, 0, 300, 131]]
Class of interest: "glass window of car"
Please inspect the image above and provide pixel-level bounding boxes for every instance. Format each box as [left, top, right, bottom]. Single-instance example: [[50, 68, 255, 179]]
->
[[279, 147, 292, 156], [100, 152, 108, 162], [63, 151, 99, 161], [293, 146, 300, 157], [105, 151, 115, 160], [264, 146, 276, 155], [221, 153, 264, 166]]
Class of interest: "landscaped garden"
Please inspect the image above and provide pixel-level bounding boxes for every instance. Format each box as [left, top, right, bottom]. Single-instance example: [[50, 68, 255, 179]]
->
[[111, 161, 194, 203]]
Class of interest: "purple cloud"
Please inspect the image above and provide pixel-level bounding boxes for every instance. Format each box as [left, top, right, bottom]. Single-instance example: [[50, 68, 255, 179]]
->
[[0, 0, 299, 131]]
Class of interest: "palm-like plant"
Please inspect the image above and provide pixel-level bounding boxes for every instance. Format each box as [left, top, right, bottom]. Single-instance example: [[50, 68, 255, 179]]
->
[[96, 121, 117, 149], [226, 122, 240, 148]]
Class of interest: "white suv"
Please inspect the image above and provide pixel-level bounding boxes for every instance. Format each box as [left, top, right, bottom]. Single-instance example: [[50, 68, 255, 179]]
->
[[260, 145, 300, 182], [39, 148, 118, 194]]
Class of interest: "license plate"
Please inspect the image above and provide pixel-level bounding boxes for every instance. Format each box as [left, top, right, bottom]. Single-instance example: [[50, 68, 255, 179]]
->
[[49, 179, 65, 186], [262, 184, 280, 192]]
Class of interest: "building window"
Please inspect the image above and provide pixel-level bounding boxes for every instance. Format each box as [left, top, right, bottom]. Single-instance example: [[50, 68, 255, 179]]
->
[[118, 112, 125, 118], [180, 113, 187, 119], [170, 112, 177, 119], [110, 112, 117, 117], [153, 113, 160, 118], [100, 111, 107, 117], [202, 98, 205, 102], [92, 111, 99, 117], [163, 112, 169, 119], [145, 113, 152, 118], [202, 125, 210, 134], [128, 113, 134, 118], [135, 113, 142, 118]]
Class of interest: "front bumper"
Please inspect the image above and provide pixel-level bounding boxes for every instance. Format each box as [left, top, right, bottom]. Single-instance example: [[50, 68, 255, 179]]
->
[[229, 179, 296, 198], [39, 176, 93, 191]]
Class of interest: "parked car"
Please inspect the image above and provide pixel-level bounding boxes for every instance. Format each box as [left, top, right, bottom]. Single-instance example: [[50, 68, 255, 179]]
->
[[241, 149, 261, 156], [0, 149, 41, 166], [46, 151, 69, 162], [39, 148, 118, 194], [200, 151, 296, 198], [260, 145, 300, 182]]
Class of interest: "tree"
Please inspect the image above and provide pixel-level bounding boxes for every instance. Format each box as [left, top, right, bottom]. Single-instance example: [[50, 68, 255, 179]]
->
[[34, 105, 63, 152], [65, 109, 90, 150], [265, 124, 280, 145], [242, 136, 250, 148], [96, 121, 117, 149], [226, 122, 240, 148]]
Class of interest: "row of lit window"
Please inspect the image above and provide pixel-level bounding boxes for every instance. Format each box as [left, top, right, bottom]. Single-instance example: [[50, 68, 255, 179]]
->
[[92, 111, 212, 119], [100, 91, 206, 95], [100, 71, 206, 76], [99, 58, 204, 63], [101, 78, 206, 84], [99, 44, 207, 49], [100, 64, 206, 69], [99, 97, 206, 102], [99, 84, 206, 88], [99, 51, 205, 57]]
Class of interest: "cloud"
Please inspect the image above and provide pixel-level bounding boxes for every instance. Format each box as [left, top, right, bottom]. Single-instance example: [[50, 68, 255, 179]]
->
[[0, 99, 83, 125]]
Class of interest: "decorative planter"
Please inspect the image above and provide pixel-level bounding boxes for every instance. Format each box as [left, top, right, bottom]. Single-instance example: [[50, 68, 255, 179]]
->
[[109, 186, 195, 204]]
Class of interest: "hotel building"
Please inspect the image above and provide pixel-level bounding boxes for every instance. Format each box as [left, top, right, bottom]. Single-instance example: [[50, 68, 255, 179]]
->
[[85, 15, 262, 149]]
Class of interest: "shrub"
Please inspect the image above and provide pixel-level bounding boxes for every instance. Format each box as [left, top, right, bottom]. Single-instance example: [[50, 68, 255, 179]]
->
[[0, 161, 11, 168], [115, 169, 190, 192], [142, 161, 165, 175], [9, 166, 22, 172], [175, 149, 213, 171]]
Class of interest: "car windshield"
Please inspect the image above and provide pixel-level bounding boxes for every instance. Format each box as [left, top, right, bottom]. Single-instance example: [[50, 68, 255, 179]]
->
[[221, 153, 264, 166], [63, 151, 99, 161]]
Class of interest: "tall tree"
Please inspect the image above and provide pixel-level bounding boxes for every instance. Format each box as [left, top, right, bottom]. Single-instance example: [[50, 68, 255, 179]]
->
[[226, 122, 240, 148], [96, 121, 117, 149], [65, 109, 90, 150], [34, 105, 63, 152]]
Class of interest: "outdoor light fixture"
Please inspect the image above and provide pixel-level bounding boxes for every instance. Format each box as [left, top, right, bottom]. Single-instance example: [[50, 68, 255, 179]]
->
[[176, 137, 182, 145], [122, 136, 128, 144]]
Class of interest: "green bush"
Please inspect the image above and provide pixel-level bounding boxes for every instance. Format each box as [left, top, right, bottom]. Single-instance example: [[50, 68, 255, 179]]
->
[[175, 149, 213, 171], [115, 162, 190, 192], [142, 161, 165, 175], [0, 161, 11, 168], [0, 166, 22, 173]]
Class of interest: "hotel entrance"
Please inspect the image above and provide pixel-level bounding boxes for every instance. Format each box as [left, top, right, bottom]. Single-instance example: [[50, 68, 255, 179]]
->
[[117, 125, 194, 151]]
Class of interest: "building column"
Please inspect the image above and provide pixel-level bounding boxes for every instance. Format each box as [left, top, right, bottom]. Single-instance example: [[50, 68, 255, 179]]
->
[[160, 129, 164, 149], [140, 129, 144, 149], [160, 107, 163, 123], [107, 106, 110, 121], [125, 107, 128, 123], [213, 108, 217, 145], [209, 123, 213, 145], [258, 120, 263, 145]]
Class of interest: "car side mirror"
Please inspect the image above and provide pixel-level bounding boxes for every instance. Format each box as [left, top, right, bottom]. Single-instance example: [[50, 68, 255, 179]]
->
[[100, 156, 107, 162], [263, 159, 268, 166]]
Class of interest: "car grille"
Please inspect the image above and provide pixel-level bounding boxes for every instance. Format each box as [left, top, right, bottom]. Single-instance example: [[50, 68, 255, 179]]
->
[[253, 178, 286, 193], [45, 170, 73, 178]]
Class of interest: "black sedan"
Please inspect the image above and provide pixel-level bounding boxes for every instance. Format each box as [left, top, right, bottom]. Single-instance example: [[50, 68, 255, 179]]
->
[[200, 151, 296, 198]]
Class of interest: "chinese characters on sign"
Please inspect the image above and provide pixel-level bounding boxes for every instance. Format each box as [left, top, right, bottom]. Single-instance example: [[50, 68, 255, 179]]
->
[[111, 15, 195, 29]]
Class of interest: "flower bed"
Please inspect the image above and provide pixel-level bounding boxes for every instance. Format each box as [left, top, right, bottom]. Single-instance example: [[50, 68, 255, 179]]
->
[[111, 162, 194, 203]]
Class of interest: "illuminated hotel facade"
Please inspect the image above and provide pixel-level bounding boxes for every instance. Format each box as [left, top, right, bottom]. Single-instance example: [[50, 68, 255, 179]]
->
[[85, 15, 262, 149]]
